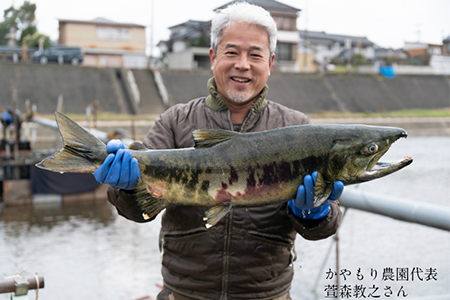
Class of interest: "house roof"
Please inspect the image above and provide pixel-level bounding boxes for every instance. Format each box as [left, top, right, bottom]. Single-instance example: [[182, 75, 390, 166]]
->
[[215, 0, 300, 12], [443, 35, 450, 43], [168, 20, 211, 30], [299, 30, 375, 47], [58, 17, 145, 28], [168, 20, 211, 41], [375, 48, 408, 59]]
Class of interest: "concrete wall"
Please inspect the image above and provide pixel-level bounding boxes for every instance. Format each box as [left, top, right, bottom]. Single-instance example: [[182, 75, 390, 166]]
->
[[160, 70, 450, 114], [0, 62, 128, 114], [1, 63, 449, 116]]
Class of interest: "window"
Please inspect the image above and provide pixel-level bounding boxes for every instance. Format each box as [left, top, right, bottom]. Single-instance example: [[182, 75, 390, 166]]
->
[[276, 43, 292, 61], [276, 17, 285, 29], [283, 17, 294, 30], [274, 16, 296, 30], [97, 27, 130, 40]]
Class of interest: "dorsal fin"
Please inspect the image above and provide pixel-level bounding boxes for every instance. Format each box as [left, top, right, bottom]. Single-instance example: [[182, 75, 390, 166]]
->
[[193, 129, 238, 148], [128, 141, 147, 151]]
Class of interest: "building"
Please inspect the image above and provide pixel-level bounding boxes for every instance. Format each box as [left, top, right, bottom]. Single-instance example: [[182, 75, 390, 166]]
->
[[159, 0, 300, 72], [429, 37, 450, 75], [374, 48, 408, 64], [403, 41, 443, 65], [58, 18, 147, 68], [158, 20, 211, 70], [443, 36, 450, 55], [298, 30, 376, 72]]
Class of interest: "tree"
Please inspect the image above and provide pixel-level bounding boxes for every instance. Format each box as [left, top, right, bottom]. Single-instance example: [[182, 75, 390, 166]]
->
[[0, 1, 37, 46], [22, 32, 51, 49], [350, 53, 368, 66]]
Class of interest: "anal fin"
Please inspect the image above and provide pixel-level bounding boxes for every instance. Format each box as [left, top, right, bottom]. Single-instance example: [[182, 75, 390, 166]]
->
[[204, 203, 232, 228]]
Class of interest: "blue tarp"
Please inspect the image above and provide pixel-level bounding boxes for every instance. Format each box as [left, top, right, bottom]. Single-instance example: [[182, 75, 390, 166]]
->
[[31, 165, 100, 195], [379, 66, 396, 78]]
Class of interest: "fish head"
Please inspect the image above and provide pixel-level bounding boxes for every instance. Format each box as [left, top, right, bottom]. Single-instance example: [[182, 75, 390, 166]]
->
[[326, 125, 413, 184]]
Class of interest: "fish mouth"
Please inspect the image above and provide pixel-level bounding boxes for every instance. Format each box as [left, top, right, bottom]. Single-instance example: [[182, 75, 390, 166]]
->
[[358, 154, 413, 182], [356, 131, 413, 182]]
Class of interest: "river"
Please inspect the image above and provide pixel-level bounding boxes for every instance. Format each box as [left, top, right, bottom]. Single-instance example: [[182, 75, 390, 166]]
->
[[1, 135, 449, 300]]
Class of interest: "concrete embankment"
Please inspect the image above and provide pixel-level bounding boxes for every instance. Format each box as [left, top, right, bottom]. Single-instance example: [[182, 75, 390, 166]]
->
[[1, 63, 449, 117], [159, 70, 450, 114], [0, 62, 167, 116]]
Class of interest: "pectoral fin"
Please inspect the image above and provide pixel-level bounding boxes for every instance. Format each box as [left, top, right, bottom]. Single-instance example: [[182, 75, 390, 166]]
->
[[204, 204, 232, 228], [313, 172, 333, 207]]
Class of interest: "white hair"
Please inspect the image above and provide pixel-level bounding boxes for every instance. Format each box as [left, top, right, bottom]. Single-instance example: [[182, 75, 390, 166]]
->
[[210, 2, 278, 55]]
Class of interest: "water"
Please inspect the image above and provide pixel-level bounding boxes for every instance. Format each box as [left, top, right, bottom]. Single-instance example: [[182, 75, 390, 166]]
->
[[292, 135, 450, 300], [1, 135, 449, 300]]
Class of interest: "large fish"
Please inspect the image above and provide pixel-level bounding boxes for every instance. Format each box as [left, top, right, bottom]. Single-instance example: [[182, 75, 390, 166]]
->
[[37, 112, 413, 227]]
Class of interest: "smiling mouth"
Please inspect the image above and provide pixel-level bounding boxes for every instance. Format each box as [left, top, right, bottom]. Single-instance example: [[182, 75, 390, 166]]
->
[[231, 77, 250, 83]]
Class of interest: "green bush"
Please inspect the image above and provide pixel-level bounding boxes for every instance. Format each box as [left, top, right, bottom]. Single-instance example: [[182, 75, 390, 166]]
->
[[22, 32, 51, 48]]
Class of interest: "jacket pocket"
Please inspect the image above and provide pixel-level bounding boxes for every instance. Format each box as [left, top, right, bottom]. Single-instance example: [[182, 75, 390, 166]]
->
[[246, 230, 293, 247], [162, 227, 209, 240], [160, 227, 209, 263], [245, 230, 296, 267]]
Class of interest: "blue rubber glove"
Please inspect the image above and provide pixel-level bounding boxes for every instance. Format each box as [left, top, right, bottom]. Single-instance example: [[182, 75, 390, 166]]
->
[[288, 171, 344, 220], [93, 139, 140, 190]]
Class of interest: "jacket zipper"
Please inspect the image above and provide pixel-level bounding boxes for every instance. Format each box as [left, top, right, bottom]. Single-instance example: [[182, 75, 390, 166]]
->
[[228, 109, 253, 133], [221, 109, 250, 299], [220, 207, 233, 299]]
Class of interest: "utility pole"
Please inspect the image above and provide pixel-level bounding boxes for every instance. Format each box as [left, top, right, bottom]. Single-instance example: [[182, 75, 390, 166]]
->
[[416, 24, 421, 43], [302, 0, 309, 73], [150, 0, 154, 60]]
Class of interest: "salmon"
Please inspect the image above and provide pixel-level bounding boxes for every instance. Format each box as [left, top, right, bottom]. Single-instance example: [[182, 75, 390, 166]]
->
[[37, 112, 413, 227]]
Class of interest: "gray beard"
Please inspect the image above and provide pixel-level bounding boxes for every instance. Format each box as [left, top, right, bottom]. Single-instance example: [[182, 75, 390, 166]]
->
[[226, 89, 252, 103]]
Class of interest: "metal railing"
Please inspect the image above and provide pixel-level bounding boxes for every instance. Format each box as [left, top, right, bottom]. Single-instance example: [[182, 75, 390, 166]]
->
[[340, 189, 450, 232]]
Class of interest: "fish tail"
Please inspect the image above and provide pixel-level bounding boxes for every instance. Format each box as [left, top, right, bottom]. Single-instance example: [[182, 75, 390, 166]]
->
[[36, 112, 108, 173]]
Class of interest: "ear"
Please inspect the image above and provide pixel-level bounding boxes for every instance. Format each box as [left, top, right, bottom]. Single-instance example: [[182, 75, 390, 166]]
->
[[209, 48, 216, 71], [268, 53, 275, 75]]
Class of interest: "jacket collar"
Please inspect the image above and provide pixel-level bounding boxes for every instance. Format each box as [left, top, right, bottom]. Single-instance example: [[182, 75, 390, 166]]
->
[[205, 77, 268, 112]]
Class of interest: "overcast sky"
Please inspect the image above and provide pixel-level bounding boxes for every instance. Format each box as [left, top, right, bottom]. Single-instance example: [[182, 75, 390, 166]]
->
[[1, 0, 449, 55]]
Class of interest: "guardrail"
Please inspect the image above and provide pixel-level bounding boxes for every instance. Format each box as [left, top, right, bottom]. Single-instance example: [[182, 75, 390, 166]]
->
[[340, 189, 450, 231]]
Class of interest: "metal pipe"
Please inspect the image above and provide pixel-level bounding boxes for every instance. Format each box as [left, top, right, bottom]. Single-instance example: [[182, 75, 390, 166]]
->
[[340, 189, 450, 231], [312, 208, 348, 296], [0, 277, 44, 294]]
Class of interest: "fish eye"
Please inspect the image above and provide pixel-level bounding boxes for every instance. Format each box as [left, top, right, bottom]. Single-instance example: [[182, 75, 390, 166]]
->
[[362, 143, 379, 155]]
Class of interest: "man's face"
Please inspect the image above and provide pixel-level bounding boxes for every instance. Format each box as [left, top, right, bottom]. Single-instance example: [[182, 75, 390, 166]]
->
[[210, 22, 274, 104]]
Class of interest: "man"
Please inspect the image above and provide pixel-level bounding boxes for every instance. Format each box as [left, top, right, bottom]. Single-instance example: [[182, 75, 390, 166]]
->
[[1, 108, 22, 141], [95, 3, 343, 299]]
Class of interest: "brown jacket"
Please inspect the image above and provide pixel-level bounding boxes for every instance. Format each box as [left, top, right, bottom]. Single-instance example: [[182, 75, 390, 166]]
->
[[107, 78, 342, 300]]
